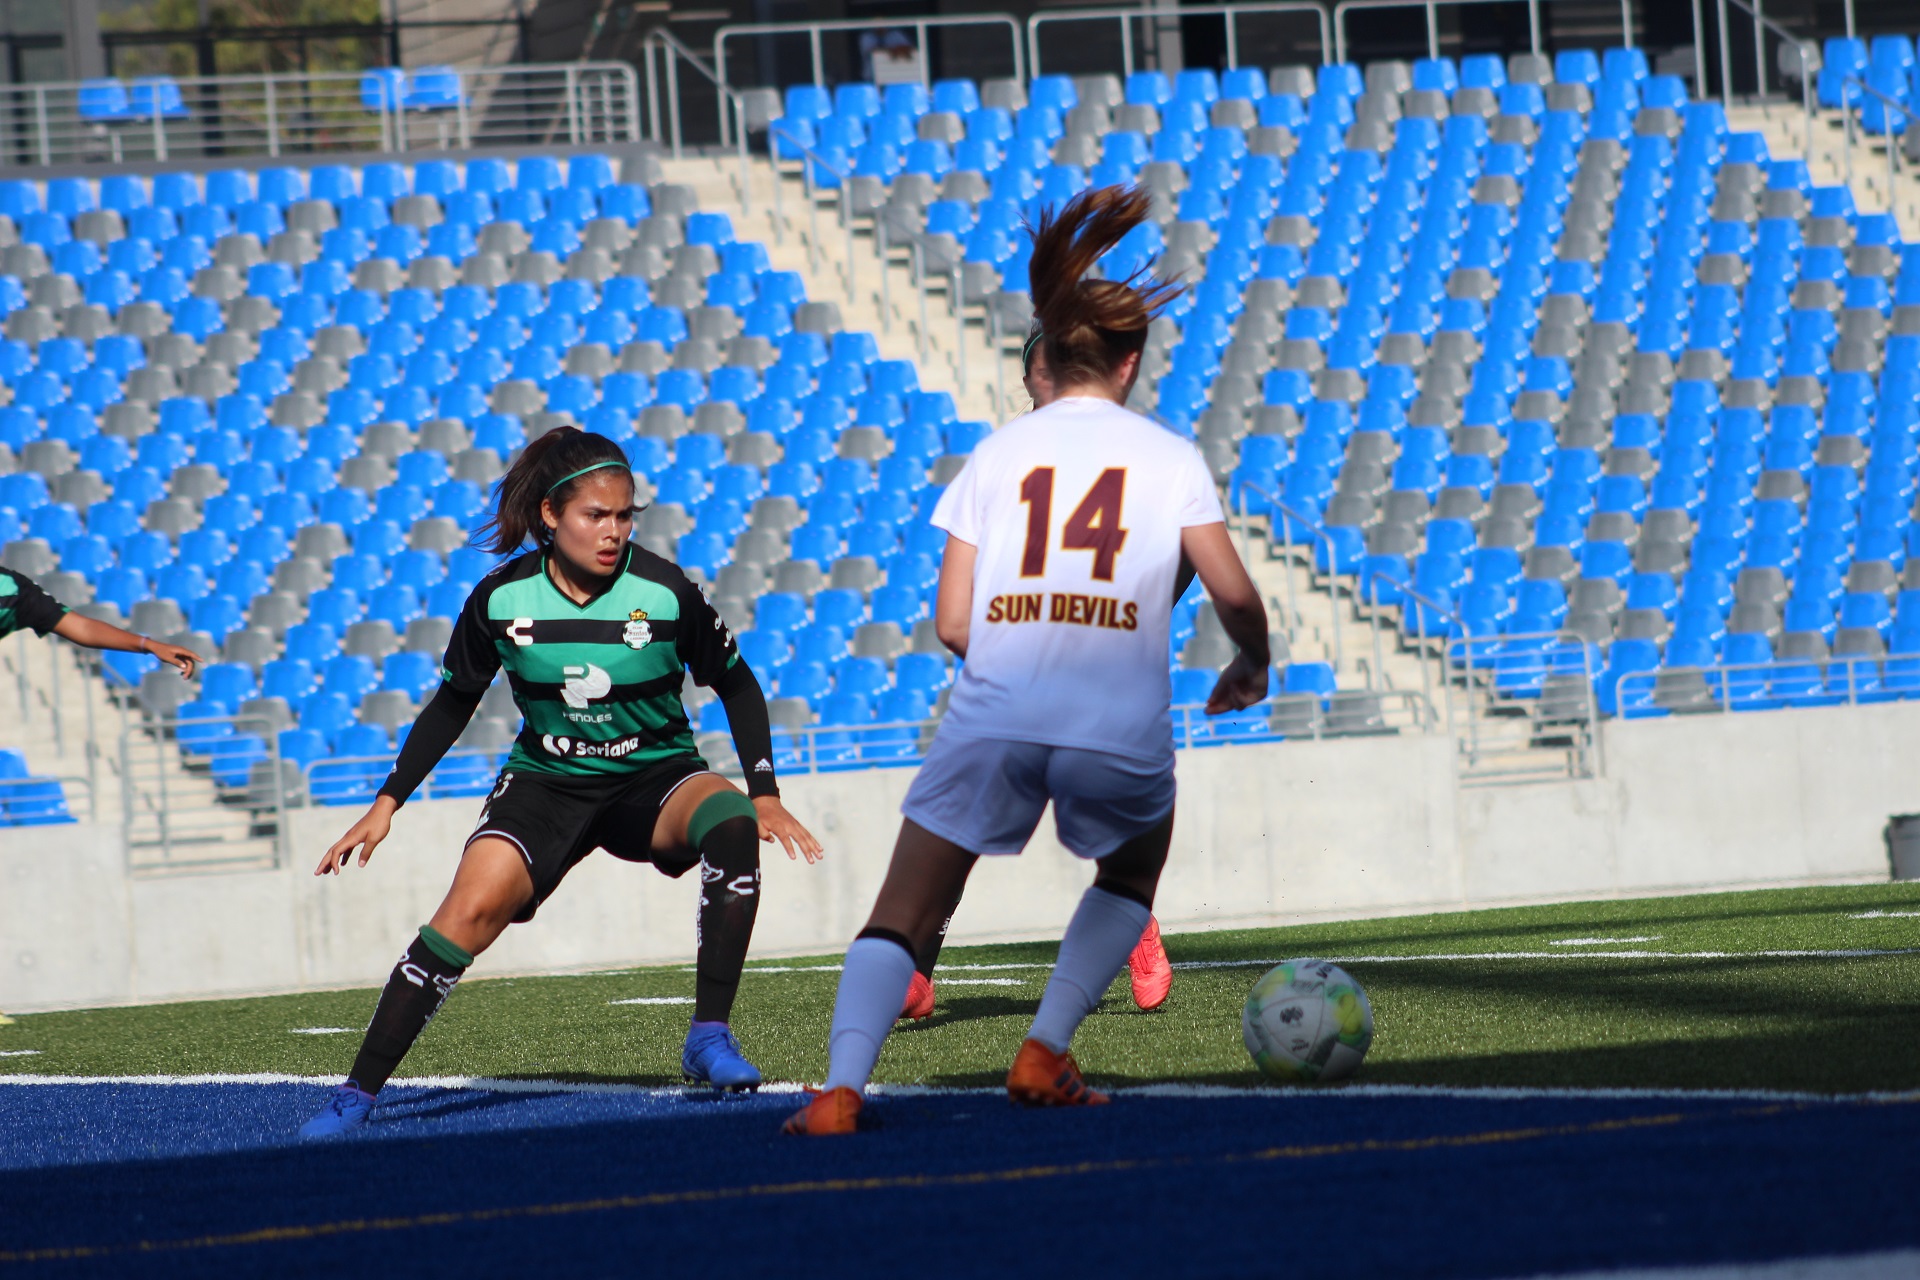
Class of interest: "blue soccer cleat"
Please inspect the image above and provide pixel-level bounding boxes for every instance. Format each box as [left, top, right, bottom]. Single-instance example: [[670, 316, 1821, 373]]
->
[[682, 1021, 762, 1092], [299, 1083, 377, 1138]]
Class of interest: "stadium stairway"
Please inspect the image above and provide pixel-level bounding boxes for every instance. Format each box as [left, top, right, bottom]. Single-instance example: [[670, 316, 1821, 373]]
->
[[0, 637, 268, 863], [672, 144, 1591, 776], [655, 154, 1001, 425]]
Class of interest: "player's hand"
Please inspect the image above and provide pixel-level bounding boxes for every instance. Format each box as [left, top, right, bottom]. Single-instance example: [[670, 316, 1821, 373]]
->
[[147, 638, 200, 679], [755, 795, 824, 865], [1206, 652, 1269, 715], [317, 797, 398, 876]]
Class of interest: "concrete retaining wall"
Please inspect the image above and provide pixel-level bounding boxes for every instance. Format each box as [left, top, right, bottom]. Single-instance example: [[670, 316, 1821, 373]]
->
[[3, 700, 1912, 1012]]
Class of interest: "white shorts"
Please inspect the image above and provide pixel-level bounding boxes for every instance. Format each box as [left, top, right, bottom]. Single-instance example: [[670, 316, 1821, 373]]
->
[[900, 733, 1176, 859]]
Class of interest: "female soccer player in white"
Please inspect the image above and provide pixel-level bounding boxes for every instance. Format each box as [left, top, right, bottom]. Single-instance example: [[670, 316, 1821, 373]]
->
[[786, 186, 1271, 1134], [898, 323, 1175, 1021]]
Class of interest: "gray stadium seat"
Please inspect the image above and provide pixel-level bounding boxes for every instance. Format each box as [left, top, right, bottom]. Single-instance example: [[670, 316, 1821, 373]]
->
[[405, 616, 455, 655], [221, 627, 278, 673], [246, 592, 303, 638], [238, 695, 295, 736], [343, 621, 400, 662], [358, 690, 418, 735]]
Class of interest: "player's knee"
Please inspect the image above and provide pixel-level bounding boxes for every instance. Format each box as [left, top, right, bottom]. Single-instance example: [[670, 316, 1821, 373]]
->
[[433, 893, 520, 953]]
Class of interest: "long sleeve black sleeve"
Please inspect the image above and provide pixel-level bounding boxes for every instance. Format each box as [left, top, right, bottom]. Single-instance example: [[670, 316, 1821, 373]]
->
[[710, 659, 779, 798], [377, 683, 486, 806]]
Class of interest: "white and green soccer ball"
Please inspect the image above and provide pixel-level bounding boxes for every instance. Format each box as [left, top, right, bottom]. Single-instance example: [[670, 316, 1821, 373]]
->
[[1242, 959, 1374, 1083]]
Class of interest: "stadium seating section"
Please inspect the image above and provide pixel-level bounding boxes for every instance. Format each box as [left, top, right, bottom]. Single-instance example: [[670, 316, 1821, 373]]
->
[[5, 39, 1920, 815], [767, 46, 1920, 722]]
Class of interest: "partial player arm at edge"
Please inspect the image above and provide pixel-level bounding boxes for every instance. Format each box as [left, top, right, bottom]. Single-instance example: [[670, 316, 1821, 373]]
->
[[934, 534, 977, 659], [53, 612, 200, 677], [316, 682, 484, 877], [1180, 522, 1271, 714]]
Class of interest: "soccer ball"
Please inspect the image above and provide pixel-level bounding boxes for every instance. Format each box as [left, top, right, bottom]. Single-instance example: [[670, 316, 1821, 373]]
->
[[1242, 959, 1374, 1083]]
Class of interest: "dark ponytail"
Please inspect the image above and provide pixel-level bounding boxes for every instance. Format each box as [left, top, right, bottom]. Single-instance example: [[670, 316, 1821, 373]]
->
[[474, 427, 633, 555], [1028, 185, 1183, 387]]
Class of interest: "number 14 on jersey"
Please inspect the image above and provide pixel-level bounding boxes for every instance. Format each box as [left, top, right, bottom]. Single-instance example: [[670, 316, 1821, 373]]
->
[[1019, 467, 1129, 581]]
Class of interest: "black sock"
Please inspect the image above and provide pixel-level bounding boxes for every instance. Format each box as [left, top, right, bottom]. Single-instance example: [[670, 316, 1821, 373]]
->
[[914, 913, 953, 981], [347, 929, 470, 1095], [693, 816, 761, 1023], [915, 867, 973, 981]]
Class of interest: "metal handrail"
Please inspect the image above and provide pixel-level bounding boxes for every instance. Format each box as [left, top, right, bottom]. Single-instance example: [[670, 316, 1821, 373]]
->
[[1702, 0, 1819, 159], [768, 121, 856, 293], [640, 26, 752, 212], [1332, 0, 1641, 66], [1028, 2, 1330, 80], [1613, 652, 1906, 716], [1239, 479, 1344, 677], [1367, 566, 1470, 722], [1445, 627, 1604, 779], [713, 14, 1025, 148], [0, 60, 640, 169], [1838, 74, 1920, 213]]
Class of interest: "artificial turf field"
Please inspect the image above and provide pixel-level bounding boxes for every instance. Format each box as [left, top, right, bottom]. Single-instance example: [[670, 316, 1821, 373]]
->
[[2, 882, 1917, 1278]]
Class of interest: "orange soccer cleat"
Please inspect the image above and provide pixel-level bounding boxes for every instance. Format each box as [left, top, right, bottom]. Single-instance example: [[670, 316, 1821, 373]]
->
[[1005, 1038, 1109, 1108], [1128, 915, 1173, 1011], [898, 971, 936, 1021], [781, 1086, 863, 1136]]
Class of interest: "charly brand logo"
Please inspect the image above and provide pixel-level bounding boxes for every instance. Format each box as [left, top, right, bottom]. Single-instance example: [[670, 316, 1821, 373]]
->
[[623, 608, 652, 650], [508, 618, 535, 646], [561, 663, 612, 708]]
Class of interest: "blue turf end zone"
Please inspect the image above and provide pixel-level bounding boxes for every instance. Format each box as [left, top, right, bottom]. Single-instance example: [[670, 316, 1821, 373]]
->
[[0, 1083, 1916, 1277]]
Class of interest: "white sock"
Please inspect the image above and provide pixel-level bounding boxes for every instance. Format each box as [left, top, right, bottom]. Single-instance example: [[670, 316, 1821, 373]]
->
[[823, 936, 916, 1093], [1027, 887, 1152, 1053]]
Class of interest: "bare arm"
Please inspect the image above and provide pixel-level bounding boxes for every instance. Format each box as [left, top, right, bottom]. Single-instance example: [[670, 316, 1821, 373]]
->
[[53, 612, 199, 678], [1180, 522, 1271, 714], [934, 534, 977, 659]]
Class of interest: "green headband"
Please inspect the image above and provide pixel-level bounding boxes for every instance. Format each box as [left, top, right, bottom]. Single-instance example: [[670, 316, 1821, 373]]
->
[[1021, 327, 1044, 374], [546, 459, 630, 497]]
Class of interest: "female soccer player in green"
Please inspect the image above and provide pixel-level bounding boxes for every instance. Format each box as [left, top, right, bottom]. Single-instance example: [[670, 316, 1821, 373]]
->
[[301, 427, 821, 1137]]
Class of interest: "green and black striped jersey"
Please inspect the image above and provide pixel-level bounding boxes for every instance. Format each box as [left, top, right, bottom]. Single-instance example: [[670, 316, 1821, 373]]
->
[[441, 544, 741, 779], [0, 568, 67, 641]]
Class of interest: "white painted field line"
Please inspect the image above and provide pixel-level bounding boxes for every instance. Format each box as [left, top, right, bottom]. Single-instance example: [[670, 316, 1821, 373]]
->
[[0, 1072, 1909, 1106], [288, 1028, 354, 1036], [723, 946, 1920, 979], [1551, 936, 1661, 946], [0, 1050, 41, 1057], [934, 978, 1028, 986], [1508, 1246, 1920, 1280], [609, 997, 693, 1006], [1852, 910, 1920, 919], [1173, 948, 1920, 968]]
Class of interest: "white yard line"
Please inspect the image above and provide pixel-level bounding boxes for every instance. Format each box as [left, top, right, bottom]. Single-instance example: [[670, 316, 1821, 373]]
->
[[1507, 1248, 1920, 1280], [1550, 936, 1662, 946], [0, 1073, 1909, 1106], [712, 946, 1920, 979]]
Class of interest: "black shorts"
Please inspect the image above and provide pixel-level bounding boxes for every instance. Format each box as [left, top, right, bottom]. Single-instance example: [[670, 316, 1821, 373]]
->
[[465, 758, 714, 922]]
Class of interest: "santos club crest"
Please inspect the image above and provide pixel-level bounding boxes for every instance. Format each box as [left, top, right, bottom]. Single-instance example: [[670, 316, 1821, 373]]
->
[[623, 608, 652, 650]]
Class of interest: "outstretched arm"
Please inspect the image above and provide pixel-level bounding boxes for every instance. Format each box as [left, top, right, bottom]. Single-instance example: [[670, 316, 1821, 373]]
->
[[54, 612, 200, 678], [317, 683, 485, 876], [1180, 522, 1271, 714]]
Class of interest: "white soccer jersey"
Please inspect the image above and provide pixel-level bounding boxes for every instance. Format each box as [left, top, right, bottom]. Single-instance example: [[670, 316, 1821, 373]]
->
[[930, 395, 1226, 764]]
